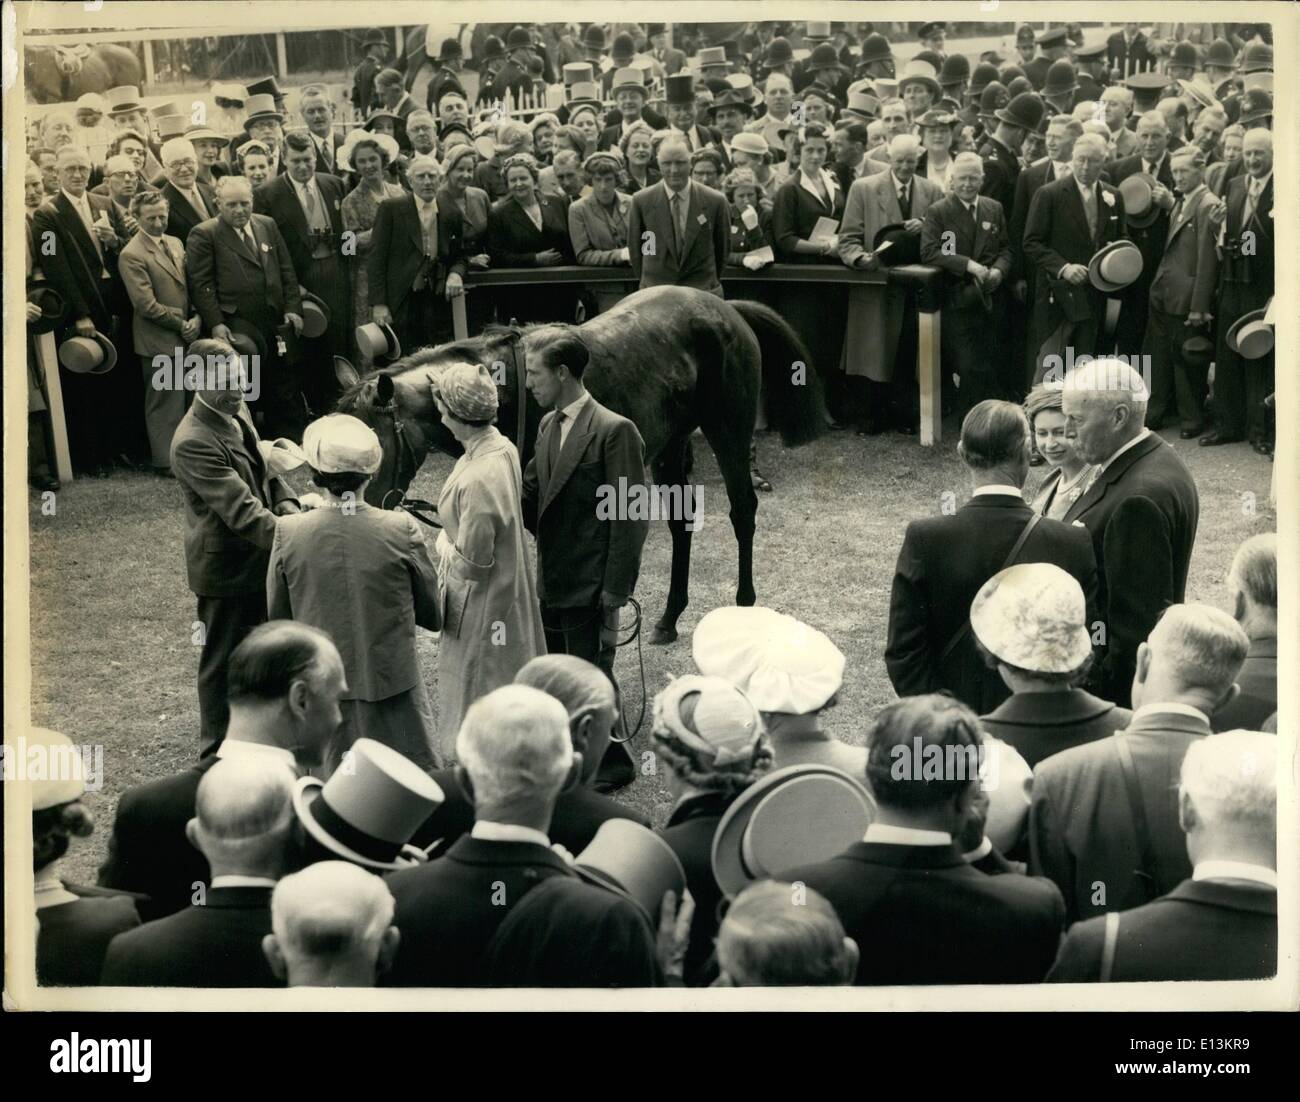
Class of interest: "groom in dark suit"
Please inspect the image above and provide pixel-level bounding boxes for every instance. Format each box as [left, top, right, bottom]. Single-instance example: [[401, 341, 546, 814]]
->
[[521, 329, 650, 789]]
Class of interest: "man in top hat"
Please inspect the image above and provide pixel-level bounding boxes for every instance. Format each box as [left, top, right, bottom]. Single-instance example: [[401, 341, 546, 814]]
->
[[117, 187, 200, 474], [368, 154, 466, 356], [158, 136, 218, 246], [1203, 128, 1273, 451], [352, 28, 389, 116], [1047, 728, 1277, 982], [32, 143, 136, 473], [779, 693, 1066, 985], [231, 93, 285, 178], [1026, 27, 1071, 91], [185, 177, 306, 440], [921, 153, 1017, 408], [101, 758, 296, 986], [647, 24, 686, 77], [1022, 133, 1129, 375], [98, 622, 341, 920], [106, 84, 152, 144], [979, 91, 1042, 217], [886, 400, 1097, 712], [898, 59, 939, 122], [1107, 22, 1157, 75], [1029, 603, 1248, 925], [384, 685, 661, 986], [423, 38, 467, 115], [1214, 533, 1277, 732]]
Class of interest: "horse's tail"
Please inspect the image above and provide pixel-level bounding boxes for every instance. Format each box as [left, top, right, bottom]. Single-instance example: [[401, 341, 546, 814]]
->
[[730, 299, 825, 448]]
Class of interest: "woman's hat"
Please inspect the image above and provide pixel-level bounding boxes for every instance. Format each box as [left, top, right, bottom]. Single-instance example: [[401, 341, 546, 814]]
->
[[355, 321, 401, 363], [916, 108, 957, 130], [27, 728, 91, 810], [27, 283, 67, 334], [692, 605, 844, 715], [185, 123, 228, 146], [652, 675, 765, 769], [582, 150, 623, 176], [970, 563, 1092, 673], [1088, 240, 1144, 292], [1226, 308, 1273, 359], [338, 128, 400, 172], [728, 131, 770, 160], [293, 740, 444, 871], [297, 286, 330, 339], [431, 361, 498, 421], [573, 820, 687, 924], [364, 108, 401, 130], [302, 413, 382, 474], [58, 330, 117, 374], [711, 764, 874, 898]]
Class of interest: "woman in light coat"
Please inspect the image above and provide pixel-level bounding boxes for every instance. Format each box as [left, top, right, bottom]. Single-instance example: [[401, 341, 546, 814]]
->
[[431, 362, 545, 749]]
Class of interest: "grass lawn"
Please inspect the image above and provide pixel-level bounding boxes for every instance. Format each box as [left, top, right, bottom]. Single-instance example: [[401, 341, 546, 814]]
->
[[28, 425, 1276, 885]]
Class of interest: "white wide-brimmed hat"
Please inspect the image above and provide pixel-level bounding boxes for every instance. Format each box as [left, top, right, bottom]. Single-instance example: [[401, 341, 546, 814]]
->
[[970, 562, 1092, 673]]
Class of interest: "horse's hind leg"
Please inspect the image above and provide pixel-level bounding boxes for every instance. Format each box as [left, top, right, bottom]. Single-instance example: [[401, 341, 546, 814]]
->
[[649, 433, 695, 645], [699, 412, 759, 610]]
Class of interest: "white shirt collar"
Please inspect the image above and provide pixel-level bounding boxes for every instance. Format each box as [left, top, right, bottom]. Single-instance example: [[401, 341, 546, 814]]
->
[[62, 188, 91, 211], [1099, 427, 1151, 471], [864, 823, 953, 846], [1192, 860, 1277, 888], [1179, 182, 1206, 206], [559, 390, 590, 422], [1248, 171, 1272, 194], [292, 174, 318, 197], [215, 738, 297, 768], [471, 820, 551, 848], [210, 875, 277, 889], [414, 193, 438, 212], [972, 484, 1024, 498], [195, 392, 237, 424], [664, 180, 688, 201], [1142, 153, 1165, 174], [890, 170, 911, 192], [1132, 701, 1211, 725]]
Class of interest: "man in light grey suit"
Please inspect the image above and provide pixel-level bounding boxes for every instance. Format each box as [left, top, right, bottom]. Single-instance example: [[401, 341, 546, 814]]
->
[[627, 138, 729, 297], [838, 134, 942, 432], [117, 189, 201, 472]]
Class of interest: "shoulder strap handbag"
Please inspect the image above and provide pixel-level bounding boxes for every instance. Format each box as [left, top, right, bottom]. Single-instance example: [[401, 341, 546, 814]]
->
[[1115, 733, 1161, 902], [939, 512, 1044, 665]]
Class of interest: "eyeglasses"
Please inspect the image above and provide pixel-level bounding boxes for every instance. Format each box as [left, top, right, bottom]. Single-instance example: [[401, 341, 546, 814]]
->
[[166, 158, 198, 169]]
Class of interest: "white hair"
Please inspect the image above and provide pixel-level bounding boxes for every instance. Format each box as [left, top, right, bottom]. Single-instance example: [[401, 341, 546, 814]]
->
[[1148, 604, 1251, 697], [1227, 533, 1277, 610], [765, 73, 793, 92], [160, 137, 197, 166], [1101, 85, 1134, 108], [1136, 110, 1169, 133], [406, 153, 441, 177], [1180, 729, 1276, 834], [215, 174, 253, 199], [950, 151, 983, 174], [888, 133, 921, 158], [1071, 132, 1108, 159], [270, 861, 395, 958], [1062, 358, 1150, 407], [1243, 128, 1272, 150], [456, 684, 573, 808], [495, 118, 530, 150]]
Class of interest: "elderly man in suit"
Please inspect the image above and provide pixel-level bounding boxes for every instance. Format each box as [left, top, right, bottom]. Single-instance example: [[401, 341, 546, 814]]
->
[[886, 401, 1097, 715], [253, 131, 350, 416], [1029, 604, 1250, 925], [628, 137, 730, 296], [384, 686, 661, 987], [839, 133, 942, 433], [1213, 533, 1277, 731], [1144, 146, 1219, 437], [921, 152, 1014, 408], [1023, 133, 1130, 382], [158, 137, 217, 246], [521, 329, 649, 790], [32, 143, 137, 473], [101, 758, 296, 987], [185, 174, 306, 440], [117, 188, 200, 473], [169, 341, 303, 756], [1048, 729, 1277, 982], [1203, 128, 1273, 451], [780, 694, 1066, 985], [98, 623, 343, 921], [1060, 360, 1200, 706], [369, 154, 466, 355]]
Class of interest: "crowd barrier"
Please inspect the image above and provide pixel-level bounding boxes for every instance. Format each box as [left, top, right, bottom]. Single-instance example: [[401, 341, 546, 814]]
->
[[452, 262, 948, 446]]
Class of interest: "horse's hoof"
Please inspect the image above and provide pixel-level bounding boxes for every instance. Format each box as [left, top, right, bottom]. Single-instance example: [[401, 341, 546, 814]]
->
[[736, 591, 757, 608], [649, 624, 679, 646]]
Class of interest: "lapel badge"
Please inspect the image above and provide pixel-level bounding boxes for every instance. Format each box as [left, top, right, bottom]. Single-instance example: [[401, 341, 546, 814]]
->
[[697, 212, 708, 225], [261, 242, 270, 252], [981, 220, 992, 230]]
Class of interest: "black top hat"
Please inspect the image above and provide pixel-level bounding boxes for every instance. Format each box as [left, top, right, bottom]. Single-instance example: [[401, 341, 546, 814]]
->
[[505, 26, 533, 53], [362, 28, 386, 48], [764, 37, 794, 67], [1205, 38, 1236, 68], [664, 73, 696, 106], [939, 54, 970, 86], [582, 24, 606, 51], [436, 38, 462, 63], [26, 283, 67, 334], [858, 32, 892, 65], [873, 222, 922, 265], [1043, 60, 1078, 98], [482, 35, 506, 62], [245, 75, 283, 101], [996, 91, 1046, 132], [808, 43, 842, 71], [1170, 41, 1199, 68]]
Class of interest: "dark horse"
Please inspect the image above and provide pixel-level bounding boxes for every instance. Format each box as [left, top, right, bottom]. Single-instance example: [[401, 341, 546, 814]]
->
[[336, 285, 822, 643]]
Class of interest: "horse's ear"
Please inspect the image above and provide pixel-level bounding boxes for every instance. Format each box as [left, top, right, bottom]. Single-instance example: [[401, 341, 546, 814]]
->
[[376, 374, 395, 404], [335, 358, 361, 390]]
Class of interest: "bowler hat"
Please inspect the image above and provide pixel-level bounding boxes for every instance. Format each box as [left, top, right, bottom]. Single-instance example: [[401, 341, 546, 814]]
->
[[362, 28, 386, 48], [995, 91, 1045, 132], [26, 283, 66, 334], [1006, 76, 1034, 99], [979, 81, 1011, 115], [873, 222, 923, 266], [611, 32, 636, 65], [436, 37, 462, 63], [1088, 239, 1144, 292], [709, 90, 755, 119], [356, 321, 401, 362], [293, 740, 444, 871], [1181, 332, 1214, 367], [712, 764, 874, 898], [1226, 309, 1272, 359], [297, 287, 330, 339], [1205, 38, 1237, 69], [573, 820, 687, 923], [58, 330, 117, 374], [244, 93, 283, 124], [481, 35, 506, 62], [664, 73, 695, 106], [1169, 41, 1199, 69], [1117, 172, 1160, 227], [505, 26, 533, 53], [763, 37, 794, 68], [582, 24, 606, 52], [1042, 60, 1078, 99], [939, 54, 970, 88]]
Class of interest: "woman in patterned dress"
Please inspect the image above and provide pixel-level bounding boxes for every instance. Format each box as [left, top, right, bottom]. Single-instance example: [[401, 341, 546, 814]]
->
[[340, 131, 404, 367]]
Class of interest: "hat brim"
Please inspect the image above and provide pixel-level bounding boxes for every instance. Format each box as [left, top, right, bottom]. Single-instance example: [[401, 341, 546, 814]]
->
[[1088, 242, 1144, 292], [292, 777, 411, 872], [27, 286, 67, 334], [1226, 309, 1269, 355]]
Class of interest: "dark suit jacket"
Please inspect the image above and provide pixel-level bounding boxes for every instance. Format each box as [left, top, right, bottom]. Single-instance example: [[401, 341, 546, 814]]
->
[[981, 689, 1133, 768], [169, 399, 296, 597], [597, 107, 670, 150], [979, 136, 1022, 222], [1047, 878, 1276, 982], [1149, 184, 1220, 317], [628, 180, 730, 294], [771, 172, 845, 263], [384, 836, 653, 987], [367, 192, 466, 322], [1219, 172, 1274, 307], [521, 396, 649, 609], [486, 191, 574, 267], [1104, 153, 1174, 293], [184, 213, 303, 332], [920, 194, 1013, 310], [1029, 708, 1211, 924], [37, 889, 141, 986], [1010, 158, 1062, 277], [885, 492, 1099, 715], [160, 179, 217, 246], [97, 757, 217, 922], [1212, 634, 1276, 731], [31, 191, 130, 333], [1106, 30, 1157, 72], [659, 792, 734, 986], [411, 769, 651, 857], [780, 841, 1066, 984], [100, 886, 279, 987], [1062, 434, 1199, 706], [251, 171, 348, 279]]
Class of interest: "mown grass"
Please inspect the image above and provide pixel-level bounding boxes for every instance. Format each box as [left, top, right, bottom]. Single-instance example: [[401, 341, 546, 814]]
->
[[28, 426, 1275, 884]]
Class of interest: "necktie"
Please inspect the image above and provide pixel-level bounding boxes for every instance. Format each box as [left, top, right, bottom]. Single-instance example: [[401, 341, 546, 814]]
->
[[1082, 185, 1098, 239], [245, 225, 258, 253], [549, 410, 566, 466], [1243, 179, 1260, 225], [190, 188, 209, 219], [321, 138, 333, 172], [670, 191, 685, 251], [898, 182, 911, 219], [303, 183, 329, 233], [419, 200, 437, 256], [79, 197, 104, 261]]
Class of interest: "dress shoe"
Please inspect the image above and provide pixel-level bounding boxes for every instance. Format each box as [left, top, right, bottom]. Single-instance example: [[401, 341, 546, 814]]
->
[[1179, 425, 1204, 439], [1198, 431, 1242, 446], [30, 475, 60, 493]]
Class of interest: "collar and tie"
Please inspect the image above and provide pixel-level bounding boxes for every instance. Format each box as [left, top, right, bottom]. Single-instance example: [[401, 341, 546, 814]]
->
[[669, 188, 687, 250], [319, 136, 334, 172], [548, 409, 566, 465], [1243, 176, 1264, 223]]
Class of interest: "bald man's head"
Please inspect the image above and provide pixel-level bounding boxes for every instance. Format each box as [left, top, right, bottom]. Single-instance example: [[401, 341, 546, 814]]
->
[[188, 758, 296, 877], [1059, 359, 1150, 464]]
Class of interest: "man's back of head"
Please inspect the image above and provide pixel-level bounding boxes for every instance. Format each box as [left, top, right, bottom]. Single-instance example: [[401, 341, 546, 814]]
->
[[1227, 533, 1277, 631], [1134, 604, 1250, 715], [1179, 729, 1276, 871], [189, 758, 296, 880], [716, 880, 858, 985], [958, 400, 1030, 489]]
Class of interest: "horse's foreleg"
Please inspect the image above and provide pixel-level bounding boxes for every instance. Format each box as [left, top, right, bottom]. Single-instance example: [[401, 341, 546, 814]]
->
[[651, 516, 694, 645], [701, 417, 759, 609]]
